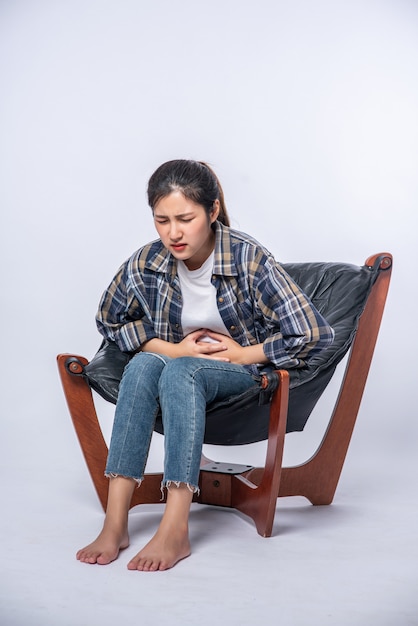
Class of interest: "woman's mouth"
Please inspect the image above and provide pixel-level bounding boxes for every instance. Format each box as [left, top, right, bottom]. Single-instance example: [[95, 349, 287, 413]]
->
[[172, 244, 187, 251]]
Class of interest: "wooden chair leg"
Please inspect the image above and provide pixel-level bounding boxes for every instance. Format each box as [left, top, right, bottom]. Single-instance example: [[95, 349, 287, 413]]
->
[[57, 354, 166, 510], [198, 370, 289, 537], [57, 354, 110, 510], [278, 254, 392, 504], [232, 369, 289, 536]]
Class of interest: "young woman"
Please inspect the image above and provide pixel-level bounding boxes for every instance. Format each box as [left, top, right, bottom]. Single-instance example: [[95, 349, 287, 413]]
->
[[77, 159, 334, 571]]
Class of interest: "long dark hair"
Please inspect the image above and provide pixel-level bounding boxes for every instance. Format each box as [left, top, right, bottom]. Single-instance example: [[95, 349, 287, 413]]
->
[[147, 159, 230, 226]]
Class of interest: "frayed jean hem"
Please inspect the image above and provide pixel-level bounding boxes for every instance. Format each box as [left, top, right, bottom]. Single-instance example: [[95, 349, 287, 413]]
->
[[104, 472, 143, 488], [160, 480, 200, 500]]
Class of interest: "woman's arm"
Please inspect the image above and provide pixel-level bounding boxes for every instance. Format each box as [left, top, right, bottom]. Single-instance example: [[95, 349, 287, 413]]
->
[[96, 263, 159, 352], [255, 257, 334, 368]]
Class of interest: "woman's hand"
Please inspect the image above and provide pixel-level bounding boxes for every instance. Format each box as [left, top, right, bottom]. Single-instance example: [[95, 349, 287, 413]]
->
[[141, 330, 269, 365], [202, 331, 269, 366], [141, 331, 230, 361], [178, 330, 230, 361]]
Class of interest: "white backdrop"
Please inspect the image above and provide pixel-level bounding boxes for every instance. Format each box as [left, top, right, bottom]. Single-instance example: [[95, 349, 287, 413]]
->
[[1, 0, 417, 478]]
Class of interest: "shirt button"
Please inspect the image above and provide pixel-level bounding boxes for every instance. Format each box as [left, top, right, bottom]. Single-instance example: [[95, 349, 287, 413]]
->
[[230, 325, 236, 331], [218, 297, 224, 303]]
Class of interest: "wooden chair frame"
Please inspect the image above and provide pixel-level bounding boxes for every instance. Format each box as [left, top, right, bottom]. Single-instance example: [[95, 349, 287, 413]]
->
[[57, 252, 392, 537]]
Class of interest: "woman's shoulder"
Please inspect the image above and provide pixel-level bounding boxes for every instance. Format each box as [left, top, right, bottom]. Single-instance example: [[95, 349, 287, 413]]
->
[[121, 239, 168, 276], [126, 238, 163, 262], [222, 223, 276, 263]]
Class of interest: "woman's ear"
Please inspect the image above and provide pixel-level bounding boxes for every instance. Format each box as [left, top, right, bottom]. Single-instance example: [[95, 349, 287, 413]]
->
[[210, 199, 220, 223]]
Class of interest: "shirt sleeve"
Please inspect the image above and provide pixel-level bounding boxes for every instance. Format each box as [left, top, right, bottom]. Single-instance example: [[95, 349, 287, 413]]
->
[[96, 262, 158, 352], [255, 257, 335, 368]]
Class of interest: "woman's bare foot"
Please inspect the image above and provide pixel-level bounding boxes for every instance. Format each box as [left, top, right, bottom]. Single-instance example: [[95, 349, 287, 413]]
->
[[77, 475, 135, 565], [76, 526, 130, 565], [127, 483, 194, 571], [127, 523, 190, 571]]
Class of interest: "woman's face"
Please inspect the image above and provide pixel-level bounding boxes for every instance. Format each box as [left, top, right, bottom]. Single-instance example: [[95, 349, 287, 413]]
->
[[153, 191, 219, 270]]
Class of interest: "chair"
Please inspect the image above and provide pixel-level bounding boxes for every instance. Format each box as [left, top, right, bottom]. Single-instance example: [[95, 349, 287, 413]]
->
[[57, 252, 392, 537]]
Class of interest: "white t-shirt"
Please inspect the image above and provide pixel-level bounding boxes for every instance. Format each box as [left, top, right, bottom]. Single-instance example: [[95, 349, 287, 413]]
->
[[177, 251, 230, 342]]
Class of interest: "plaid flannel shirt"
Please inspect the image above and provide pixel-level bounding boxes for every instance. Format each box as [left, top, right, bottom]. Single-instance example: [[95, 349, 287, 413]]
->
[[97, 222, 334, 375]]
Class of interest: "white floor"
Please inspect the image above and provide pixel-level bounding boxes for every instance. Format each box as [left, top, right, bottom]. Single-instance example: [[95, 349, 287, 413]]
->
[[2, 1, 418, 624], [2, 380, 417, 626]]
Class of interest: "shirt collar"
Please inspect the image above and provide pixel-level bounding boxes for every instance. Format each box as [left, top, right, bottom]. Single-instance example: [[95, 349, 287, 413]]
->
[[213, 221, 238, 276], [144, 240, 177, 280]]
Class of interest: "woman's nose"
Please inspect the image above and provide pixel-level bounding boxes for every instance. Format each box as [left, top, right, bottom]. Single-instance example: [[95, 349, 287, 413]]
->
[[169, 222, 182, 240]]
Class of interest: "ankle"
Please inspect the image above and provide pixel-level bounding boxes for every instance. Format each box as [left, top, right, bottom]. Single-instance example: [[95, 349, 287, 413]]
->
[[102, 515, 128, 536]]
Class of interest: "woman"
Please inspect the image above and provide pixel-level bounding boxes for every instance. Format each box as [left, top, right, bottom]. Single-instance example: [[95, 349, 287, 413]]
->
[[77, 159, 334, 571]]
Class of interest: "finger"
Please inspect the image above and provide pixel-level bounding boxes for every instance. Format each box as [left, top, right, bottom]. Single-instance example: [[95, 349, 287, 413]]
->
[[206, 343, 228, 352], [187, 329, 206, 341], [204, 330, 227, 341]]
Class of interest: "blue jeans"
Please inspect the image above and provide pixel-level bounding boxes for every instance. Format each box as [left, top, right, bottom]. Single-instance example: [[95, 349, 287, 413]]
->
[[105, 353, 259, 492]]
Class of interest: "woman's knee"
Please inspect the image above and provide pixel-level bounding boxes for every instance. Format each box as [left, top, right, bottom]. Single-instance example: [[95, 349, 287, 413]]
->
[[157, 357, 203, 395], [122, 351, 170, 386]]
